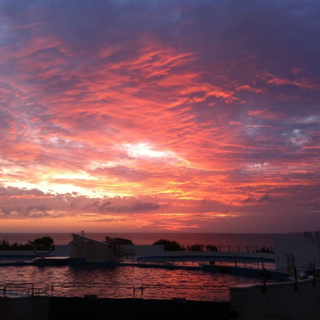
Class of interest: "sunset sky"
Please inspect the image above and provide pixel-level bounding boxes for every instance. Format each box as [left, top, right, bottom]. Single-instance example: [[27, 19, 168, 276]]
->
[[0, 0, 319, 233]]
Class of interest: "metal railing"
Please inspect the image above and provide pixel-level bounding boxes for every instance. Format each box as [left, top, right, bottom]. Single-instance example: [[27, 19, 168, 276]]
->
[[216, 245, 274, 253], [0, 258, 33, 265], [0, 283, 49, 298], [1, 281, 230, 301], [49, 281, 230, 300]]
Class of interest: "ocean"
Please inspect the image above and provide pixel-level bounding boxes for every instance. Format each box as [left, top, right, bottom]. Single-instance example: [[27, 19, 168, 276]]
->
[[0, 232, 300, 251], [0, 232, 298, 301]]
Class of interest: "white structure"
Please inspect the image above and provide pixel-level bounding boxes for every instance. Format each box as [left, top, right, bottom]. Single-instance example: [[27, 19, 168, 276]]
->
[[69, 233, 117, 262], [68, 234, 165, 262], [230, 232, 320, 319], [231, 276, 320, 320], [121, 245, 165, 256], [275, 232, 320, 271]]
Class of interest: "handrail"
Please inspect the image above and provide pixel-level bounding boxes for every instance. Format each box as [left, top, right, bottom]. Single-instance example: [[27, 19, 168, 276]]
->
[[33, 244, 53, 259], [1, 280, 231, 301], [12, 281, 229, 300], [0, 282, 49, 298]]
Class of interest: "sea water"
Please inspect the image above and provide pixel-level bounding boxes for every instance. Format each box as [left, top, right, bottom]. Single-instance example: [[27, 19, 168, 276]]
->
[[0, 232, 297, 250]]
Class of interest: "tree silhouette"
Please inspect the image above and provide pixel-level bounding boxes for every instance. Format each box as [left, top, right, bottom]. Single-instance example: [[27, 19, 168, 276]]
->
[[33, 236, 54, 250], [152, 239, 185, 251]]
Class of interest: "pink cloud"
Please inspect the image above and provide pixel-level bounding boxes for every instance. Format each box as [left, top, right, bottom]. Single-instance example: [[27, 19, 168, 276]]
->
[[0, 1, 319, 232]]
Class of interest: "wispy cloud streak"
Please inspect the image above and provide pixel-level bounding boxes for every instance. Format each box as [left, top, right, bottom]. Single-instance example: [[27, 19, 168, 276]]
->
[[0, 0, 319, 232]]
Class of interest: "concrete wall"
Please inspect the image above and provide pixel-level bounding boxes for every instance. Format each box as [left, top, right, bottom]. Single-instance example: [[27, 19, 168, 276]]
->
[[0, 245, 165, 259], [1, 245, 274, 262], [0, 245, 70, 258], [122, 245, 165, 255], [0, 250, 35, 257], [230, 277, 320, 320], [53, 245, 71, 256], [275, 236, 320, 270], [0, 296, 49, 320], [136, 250, 275, 263], [49, 297, 231, 320]]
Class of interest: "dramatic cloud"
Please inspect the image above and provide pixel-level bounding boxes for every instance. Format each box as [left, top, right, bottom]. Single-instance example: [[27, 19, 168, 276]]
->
[[0, 0, 319, 232]]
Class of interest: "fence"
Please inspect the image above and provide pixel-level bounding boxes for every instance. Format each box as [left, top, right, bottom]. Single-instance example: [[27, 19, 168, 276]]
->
[[0, 282, 49, 298], [216, 245, 273, 253], [1, 281, 231, 302]]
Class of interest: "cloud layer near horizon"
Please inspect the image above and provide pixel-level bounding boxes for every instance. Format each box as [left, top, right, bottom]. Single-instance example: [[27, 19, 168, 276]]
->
[[0, 0, 319, 233]]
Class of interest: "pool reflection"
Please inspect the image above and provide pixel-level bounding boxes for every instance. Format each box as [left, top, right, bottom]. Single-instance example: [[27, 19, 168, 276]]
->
[[0, 265, 264, 301]]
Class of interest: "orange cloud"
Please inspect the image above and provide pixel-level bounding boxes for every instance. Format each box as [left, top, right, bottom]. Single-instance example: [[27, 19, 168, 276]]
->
[[0, 1, 319, 233]]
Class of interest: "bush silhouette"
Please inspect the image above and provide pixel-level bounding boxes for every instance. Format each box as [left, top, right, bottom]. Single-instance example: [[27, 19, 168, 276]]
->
[[152, 239, 185, 251], [206, 244, 218, 251], [0, 237, 54, 251], [33, 236, 54, 250], [187, 243, 204, 251]]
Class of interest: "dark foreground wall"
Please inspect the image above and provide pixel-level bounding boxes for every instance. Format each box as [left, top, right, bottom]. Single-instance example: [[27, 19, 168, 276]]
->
[[49, 297, 231, 320]]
